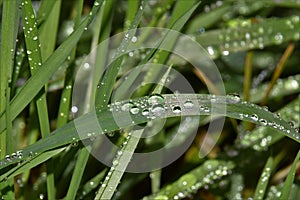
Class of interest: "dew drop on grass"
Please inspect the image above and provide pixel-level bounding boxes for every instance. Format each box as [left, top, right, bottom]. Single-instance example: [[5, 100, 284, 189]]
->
[[148, 94, 165, 105], [112, 160, 119, 166], [130, 106, 139, 114], [227, 93, 240, 103], [183, 100, 194, 108], [71, 106, 78, 113], [142, 109, 150, 116], [172, 105, 182, 114], [151, 104, 165, 116], [121, 102, 134, 112], [250, 114, 258, 121], [259, 118, 268, 126]]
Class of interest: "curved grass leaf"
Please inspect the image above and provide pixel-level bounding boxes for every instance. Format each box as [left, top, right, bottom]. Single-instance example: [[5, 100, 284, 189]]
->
[[240, 95, 299, 151], [142, 160, 235, 200], [0, 94, 299, 181]]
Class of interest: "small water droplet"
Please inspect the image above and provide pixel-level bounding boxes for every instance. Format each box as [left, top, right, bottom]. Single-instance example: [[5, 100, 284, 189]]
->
[[71, 106, 78, 113], [259, 118, 268, 126], [131, 36, 137, 43], [112, 160, 119, 166]]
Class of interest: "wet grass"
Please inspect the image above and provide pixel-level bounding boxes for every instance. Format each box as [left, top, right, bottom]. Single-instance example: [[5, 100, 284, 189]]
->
[[0, 0, 300, 199]]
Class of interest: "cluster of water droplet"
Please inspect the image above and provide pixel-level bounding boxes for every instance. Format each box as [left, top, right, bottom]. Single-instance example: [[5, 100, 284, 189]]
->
[[204, 15, 300, 58], [144, 161, 233, 200]]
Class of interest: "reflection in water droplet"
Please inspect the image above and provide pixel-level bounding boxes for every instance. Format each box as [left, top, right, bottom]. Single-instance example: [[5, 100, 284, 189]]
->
[[142, 109, 150, 116], [130, 106, 139, 114], [148, 94, 165, 105], [172, 105, 182, 114], [250, 114, 258, 121], [121, 102, 134, 112], [183, 100, 194, 108], [151, 104, 165, 116]]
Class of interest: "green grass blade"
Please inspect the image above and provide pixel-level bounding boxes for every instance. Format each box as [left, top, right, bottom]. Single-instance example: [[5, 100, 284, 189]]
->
[[56, 0, 82, 128], [0, 0, 20, 156], [21, 0, 56, 197], [138, 1, 200, 96], [0, 0, 104, 133], [253, 156, 274, 200], [94, 1, 146, 198], [227, 174, 244, 200], [1, 94, 299, 181], [143, 160, 235, 199], [186, 3, 231, 34], [0, 1, 20, 197], [240, 95, 299, 150], [196, 16, 300, 58], [0, 148, 64, 181], [279, 150, 300, 200], [95, 129, 144, 200], [95, 0, 146, 109]]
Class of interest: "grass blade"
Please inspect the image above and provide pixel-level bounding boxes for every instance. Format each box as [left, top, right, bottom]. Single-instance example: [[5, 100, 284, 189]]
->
[[253, 156, 274, 200], [1, 94, 299, 180], [279, 150, 300, 200], [0, 0, 104, 133], [143, 160, 235, 199]]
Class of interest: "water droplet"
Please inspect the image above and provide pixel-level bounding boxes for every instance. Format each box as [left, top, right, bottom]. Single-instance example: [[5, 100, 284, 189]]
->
[[121, 102, 134, 112], [142, 109, 150, 116], [148, 94, 165, 105], [183, 100, 194, 108], [250, 114, 258, 121], [26, 50, 32, 55], [71, 106, 78, 113], [130, 106, 139, 114], [274, 33, 283, 44], [172, 105, 182, 114], [151, 104, 165, 116], [222, 50, 229, 56], [112, 160, 119, 166], [228, 93, 240, 103], [131, 36, 137, 43], [71, 138, 78, 147], [207, 46, 215, 56], [259, 118, 268, 126]]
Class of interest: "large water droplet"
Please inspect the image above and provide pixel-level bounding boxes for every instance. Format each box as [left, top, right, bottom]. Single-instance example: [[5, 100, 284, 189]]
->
[[250, 114, 258, 121], [183, 100, 194, 108], [172, 105, 182, 114], [148, 94, 165, 105], [151, 104, 165, 116], [121, 102, 134, 112], [130, 106, 139, 114], [142, 109, 150, 116]]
